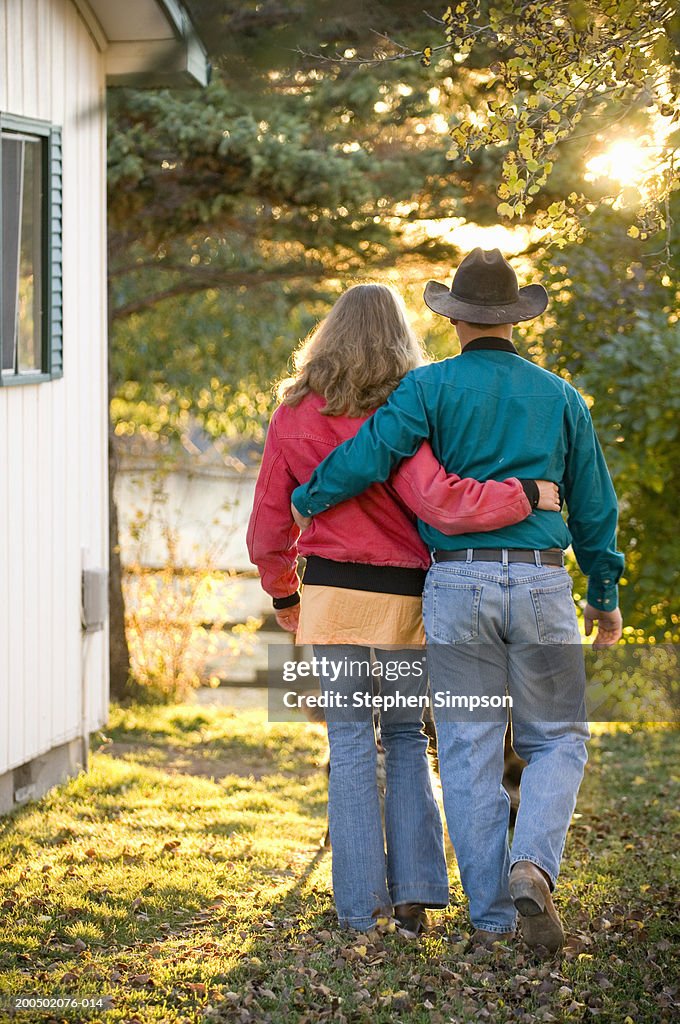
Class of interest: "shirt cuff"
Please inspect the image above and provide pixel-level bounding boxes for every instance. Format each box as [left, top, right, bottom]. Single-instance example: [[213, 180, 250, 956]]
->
[[586, 581, 619, 613], [273, 592, 300, 610], [518, 479, 539, 509], [291, 483, 317, 517]]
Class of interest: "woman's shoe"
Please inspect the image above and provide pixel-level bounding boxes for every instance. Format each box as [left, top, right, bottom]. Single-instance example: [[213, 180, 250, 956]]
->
[[509, 861, 565, 952], [468, 929, 514, 949], [394, 903, 429, 935]]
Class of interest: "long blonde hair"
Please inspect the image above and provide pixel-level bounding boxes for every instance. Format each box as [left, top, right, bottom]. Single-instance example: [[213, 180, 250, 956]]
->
[[278, 284, 427, 416]]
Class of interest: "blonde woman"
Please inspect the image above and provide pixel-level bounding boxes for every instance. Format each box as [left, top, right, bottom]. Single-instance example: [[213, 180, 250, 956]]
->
[[247, 284, 558, 934]]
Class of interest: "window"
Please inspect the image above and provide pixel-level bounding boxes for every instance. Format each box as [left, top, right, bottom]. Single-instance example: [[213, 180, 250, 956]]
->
[[0, 114, 62, 384]]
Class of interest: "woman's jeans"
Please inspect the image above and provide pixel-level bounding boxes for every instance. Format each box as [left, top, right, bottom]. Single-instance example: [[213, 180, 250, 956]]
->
[[423, 558, 590, 934], [315, 644, 449, 931]]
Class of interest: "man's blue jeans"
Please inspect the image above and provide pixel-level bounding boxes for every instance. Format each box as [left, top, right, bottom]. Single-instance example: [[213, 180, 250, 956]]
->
[[315, 645, 450, 931], [423, 557, 589, 934]]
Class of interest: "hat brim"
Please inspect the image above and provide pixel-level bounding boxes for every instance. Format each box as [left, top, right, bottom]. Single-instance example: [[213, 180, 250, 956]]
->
[[423, 281, 548, 323]]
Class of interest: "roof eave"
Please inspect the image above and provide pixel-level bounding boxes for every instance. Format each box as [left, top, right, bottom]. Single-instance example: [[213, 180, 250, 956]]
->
[[72, 0, 211, 88], [104, 37, 211, 88]]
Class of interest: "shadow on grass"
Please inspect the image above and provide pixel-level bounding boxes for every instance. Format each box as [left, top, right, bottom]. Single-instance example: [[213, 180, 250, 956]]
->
[[16, 715, 678, 1022], [206, 728, 680, 1024], [99, 740, 321, 785], [0, 875, 232, 958]]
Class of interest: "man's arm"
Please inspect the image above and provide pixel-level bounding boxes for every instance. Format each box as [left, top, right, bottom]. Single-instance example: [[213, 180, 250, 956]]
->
[[291, 371, 432, 516], [563, 394, 625, 640]]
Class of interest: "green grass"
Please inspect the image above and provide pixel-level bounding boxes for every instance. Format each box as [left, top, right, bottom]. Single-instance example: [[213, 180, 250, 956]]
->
[[0, 706, 678, 1023]]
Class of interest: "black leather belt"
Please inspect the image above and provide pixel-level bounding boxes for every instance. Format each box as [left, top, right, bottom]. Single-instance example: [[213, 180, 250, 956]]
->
[[433, 548, 564, 567]]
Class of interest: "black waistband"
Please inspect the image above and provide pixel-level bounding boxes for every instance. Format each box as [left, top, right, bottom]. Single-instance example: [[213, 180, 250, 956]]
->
[[302, 556, 427, 596]]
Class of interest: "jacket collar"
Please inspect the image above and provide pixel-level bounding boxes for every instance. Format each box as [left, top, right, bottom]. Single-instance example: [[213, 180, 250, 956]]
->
[[460, 336, 518, 354]]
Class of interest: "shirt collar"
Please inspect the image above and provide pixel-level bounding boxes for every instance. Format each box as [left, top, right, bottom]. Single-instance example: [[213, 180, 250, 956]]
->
[[460, 336, 518, 355]]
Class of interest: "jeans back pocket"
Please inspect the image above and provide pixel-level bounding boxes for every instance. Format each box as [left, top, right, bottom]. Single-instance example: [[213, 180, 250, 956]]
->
[[428, 581, 483, 644], [530, 581, 579, 644]]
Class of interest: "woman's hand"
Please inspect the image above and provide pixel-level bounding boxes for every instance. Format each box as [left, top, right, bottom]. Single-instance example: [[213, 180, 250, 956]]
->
[[535, 481, 561, 512], [291, 502, 312, 531], [275, 604, 300, 633]]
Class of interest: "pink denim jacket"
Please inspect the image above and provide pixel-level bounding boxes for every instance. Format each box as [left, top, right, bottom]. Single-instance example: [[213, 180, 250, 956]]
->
[[247, 392, 531, 599]]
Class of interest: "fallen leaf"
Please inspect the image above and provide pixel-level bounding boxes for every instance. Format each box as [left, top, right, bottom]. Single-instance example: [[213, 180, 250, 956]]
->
[[129, 974, 152, 987]]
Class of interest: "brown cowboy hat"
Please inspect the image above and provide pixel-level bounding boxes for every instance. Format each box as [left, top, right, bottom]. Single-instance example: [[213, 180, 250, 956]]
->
[[424, 247, 548, 324]]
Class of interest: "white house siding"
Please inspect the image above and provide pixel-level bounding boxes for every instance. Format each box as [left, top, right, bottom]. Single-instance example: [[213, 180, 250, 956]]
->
[[0, 0, 108, 779]]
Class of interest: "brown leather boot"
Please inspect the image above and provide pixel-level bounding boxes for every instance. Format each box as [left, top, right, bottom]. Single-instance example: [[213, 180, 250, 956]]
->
[[394, 903, 429, 935], [509, 861, 565, 953], [468, 929, 514, 950]]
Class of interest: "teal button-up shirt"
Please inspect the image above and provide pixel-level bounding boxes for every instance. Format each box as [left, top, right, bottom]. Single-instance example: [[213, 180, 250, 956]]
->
[[291, 337, 624, 612]]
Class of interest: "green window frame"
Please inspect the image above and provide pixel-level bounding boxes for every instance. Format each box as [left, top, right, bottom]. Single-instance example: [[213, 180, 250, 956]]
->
[[0, 113, 63, 385]]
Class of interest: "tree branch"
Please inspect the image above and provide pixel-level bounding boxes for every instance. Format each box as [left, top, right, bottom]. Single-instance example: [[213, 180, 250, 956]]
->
[[111, 266, 326, 320]]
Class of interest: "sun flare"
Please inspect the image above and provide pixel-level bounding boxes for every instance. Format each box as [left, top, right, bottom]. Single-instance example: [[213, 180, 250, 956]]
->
[[443, 221, 533, 255], [584, 131, 672, 193]]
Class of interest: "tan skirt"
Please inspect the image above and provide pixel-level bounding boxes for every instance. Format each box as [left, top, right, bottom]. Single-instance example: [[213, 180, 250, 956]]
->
[[296, 584, 425, 647]]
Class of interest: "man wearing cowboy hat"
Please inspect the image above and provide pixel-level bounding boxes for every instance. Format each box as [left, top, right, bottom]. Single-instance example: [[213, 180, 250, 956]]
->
[[290, 248, 624, 952]]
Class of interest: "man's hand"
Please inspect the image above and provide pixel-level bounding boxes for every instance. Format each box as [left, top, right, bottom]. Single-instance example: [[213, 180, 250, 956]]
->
[[584, 603, 623, 647], [291, 502, 312, 531], [275, 604, 300, 633], [535, 480, 561, 512]]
